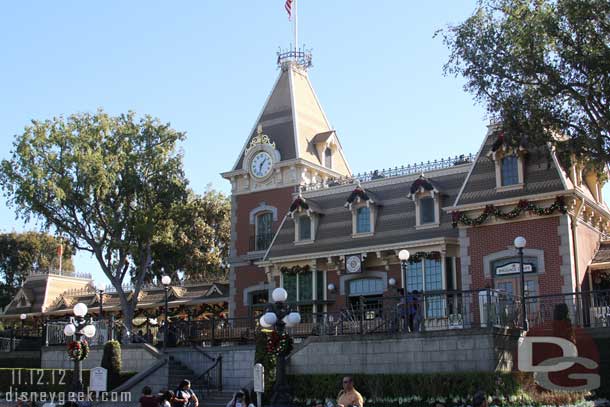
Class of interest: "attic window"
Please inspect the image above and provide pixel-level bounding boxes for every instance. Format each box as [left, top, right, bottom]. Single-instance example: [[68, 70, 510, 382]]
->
[[408, 176, 441, 229], [420, 197, 436, 224], [501, 156, 519, 186], [324, 148, 332, 168], [298, 215, 312, 241], [488, 131, 526, 191], [356, 207, 371, 233]]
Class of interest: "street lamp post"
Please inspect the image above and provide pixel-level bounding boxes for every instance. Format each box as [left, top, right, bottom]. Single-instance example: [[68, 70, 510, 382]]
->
[[261, 287, 301, 407], [398, 249, 410, 295], [63, 303, 96, 393], [20, 313, 26, 337], [161, 275, 171, 351], [96, 282, 105, 344], [514, 236, 529, 331]]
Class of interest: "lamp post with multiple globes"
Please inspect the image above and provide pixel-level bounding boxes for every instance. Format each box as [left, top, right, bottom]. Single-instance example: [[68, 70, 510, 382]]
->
[[514, 236, 529, 331], [259, 288, 301, 407], [161, 275, 172, 351], [63, 303, 96, 392]]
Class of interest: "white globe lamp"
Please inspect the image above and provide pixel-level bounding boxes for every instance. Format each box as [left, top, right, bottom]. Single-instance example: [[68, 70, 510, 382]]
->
[[514, 236, 527, 249], [83, 324, 96, 338], [398, 249, 410, 261], [327, 283, 336, 292], [388, 278, 396, 286], [161, 275, 171, 286], [259, 315, 272, 328], [73, 303, 88, 317], [272, 288, 288, 303], [263, 312, 278, 326], [63, 323, 76, 337], [20, 313, 27, 321], [286, 312, 301, 326]]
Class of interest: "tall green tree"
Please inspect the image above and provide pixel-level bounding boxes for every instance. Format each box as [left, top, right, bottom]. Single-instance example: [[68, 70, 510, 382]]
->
[[149, 188, 230, 282], [0, 110, 189, 333], [0, 231, 75, 308], [441, 0, 610, 163]]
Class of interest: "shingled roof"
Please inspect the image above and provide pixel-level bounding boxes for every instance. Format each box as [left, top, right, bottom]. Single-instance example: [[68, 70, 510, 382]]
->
[[265, 167, 469, 261], [454, 126, 566, 207]]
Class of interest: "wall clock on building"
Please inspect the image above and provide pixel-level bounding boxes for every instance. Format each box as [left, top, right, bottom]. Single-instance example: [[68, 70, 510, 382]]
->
[[346, 255, 362, 274], [250, 151, 273, 178]]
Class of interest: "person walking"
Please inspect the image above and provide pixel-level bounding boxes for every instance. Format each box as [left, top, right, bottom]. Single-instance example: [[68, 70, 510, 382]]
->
[[160, 390, 175, 407], [139, 386, 159, 407], [173, 379, 199, 407], [337, 376, 364, 407]]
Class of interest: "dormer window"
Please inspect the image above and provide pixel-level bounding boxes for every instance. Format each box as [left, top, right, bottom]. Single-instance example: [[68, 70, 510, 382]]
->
[[408, 176, 440, 229], [356, 207, 371, 233], [501, 155, 519, 186], [324, 147, 332, 168], [488, 131, 526, 191], [289, 195, 320, 244], [298, 215, 312, 240], [345, 184, 378, 237], [419, 197, 436, 224]]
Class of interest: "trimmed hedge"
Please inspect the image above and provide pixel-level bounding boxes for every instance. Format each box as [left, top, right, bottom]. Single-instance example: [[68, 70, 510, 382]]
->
[[288, 372, 522, 401], [0, 368, 136, 394], [287, 372, 593, 406]]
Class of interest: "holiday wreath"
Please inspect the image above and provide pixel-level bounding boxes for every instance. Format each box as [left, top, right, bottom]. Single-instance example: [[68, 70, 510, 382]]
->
[[266, 330, 293, 357], [67, 339, 90, 361]]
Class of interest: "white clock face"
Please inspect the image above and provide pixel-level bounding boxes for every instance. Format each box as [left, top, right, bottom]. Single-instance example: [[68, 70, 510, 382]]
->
[[346, 255, 362, 274], [250, 151, 273, 178]]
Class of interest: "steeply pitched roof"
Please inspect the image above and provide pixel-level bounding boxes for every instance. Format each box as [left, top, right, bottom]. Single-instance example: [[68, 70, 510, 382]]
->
[[231, 64, 351, 175], [265, 169, 469, 260], [454, 127, 566, 207], [592, 241, 610, 265]]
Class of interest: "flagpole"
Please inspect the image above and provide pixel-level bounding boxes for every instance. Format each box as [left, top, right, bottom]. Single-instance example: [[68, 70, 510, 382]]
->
[[294, 0, 298, 58]]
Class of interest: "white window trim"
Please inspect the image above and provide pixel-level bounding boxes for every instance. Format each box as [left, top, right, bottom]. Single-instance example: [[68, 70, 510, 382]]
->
[[414, 191, 440, 230], [294, 213, 317, 244], [351, 202, 376, 237], [493, 151, 525, 192]]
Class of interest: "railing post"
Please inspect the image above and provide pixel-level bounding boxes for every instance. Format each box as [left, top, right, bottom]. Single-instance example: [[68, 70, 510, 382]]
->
[[218, 354, 223, 391], [211, 318, 215, 345]]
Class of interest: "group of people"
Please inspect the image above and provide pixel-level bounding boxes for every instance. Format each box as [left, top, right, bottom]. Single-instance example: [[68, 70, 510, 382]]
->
[[398, 290, 422, 333], [139, 379, 199, 407]]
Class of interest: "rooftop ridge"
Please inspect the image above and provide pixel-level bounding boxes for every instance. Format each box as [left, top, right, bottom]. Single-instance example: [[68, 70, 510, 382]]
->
[[302, 153, 474, 192]]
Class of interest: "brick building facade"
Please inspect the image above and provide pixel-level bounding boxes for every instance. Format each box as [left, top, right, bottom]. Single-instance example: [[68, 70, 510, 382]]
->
[[222, 57, 610, 322]]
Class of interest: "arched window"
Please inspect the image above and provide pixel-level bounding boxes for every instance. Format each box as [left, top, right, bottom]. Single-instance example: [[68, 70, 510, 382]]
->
[[501, 155, 519, 186], [324, 147, 333, 168], [255, 212, 273, 251]]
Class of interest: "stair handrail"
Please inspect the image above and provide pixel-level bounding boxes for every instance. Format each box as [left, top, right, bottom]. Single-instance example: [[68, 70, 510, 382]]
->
[[194, 354, 223, 394]]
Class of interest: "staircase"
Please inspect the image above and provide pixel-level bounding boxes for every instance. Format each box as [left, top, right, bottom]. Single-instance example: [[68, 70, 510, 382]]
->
[[203, 390, 237, 407]]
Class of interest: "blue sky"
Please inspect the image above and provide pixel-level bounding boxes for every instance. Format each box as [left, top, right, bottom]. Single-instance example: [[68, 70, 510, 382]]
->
[[0, 1, 604, 285]]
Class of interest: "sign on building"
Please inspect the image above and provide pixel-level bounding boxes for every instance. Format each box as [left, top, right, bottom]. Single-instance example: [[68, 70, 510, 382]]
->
[[495, 262, 534, 275], [89, 367, 108, 392]]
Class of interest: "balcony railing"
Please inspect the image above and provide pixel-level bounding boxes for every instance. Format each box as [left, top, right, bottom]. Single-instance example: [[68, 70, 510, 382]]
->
[[302, 153, 475, 192]]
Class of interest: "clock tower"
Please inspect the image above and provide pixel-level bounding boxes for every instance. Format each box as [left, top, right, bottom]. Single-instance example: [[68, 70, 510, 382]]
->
[[221, 51, 351, 317]]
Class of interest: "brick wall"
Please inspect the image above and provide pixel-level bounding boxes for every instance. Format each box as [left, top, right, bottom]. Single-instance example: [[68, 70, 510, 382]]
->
[[467, 216, 564, 296], [234, 186, 294, 256], [234, 264, 267, 317]]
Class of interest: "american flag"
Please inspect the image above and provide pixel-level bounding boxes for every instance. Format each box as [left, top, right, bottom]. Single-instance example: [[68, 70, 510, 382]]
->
[[285, 0, 293, 20]]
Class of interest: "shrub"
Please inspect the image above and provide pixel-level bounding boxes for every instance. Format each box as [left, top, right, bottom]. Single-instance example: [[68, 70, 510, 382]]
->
[[101, 340, 121, 389]]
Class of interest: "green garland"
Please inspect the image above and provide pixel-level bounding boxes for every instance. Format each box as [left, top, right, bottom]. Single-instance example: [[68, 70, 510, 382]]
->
[[407, 252, 441, 263], [67, 339, 90, 361], [451, 197, 567, 227], [280, 265, 311, 275]]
